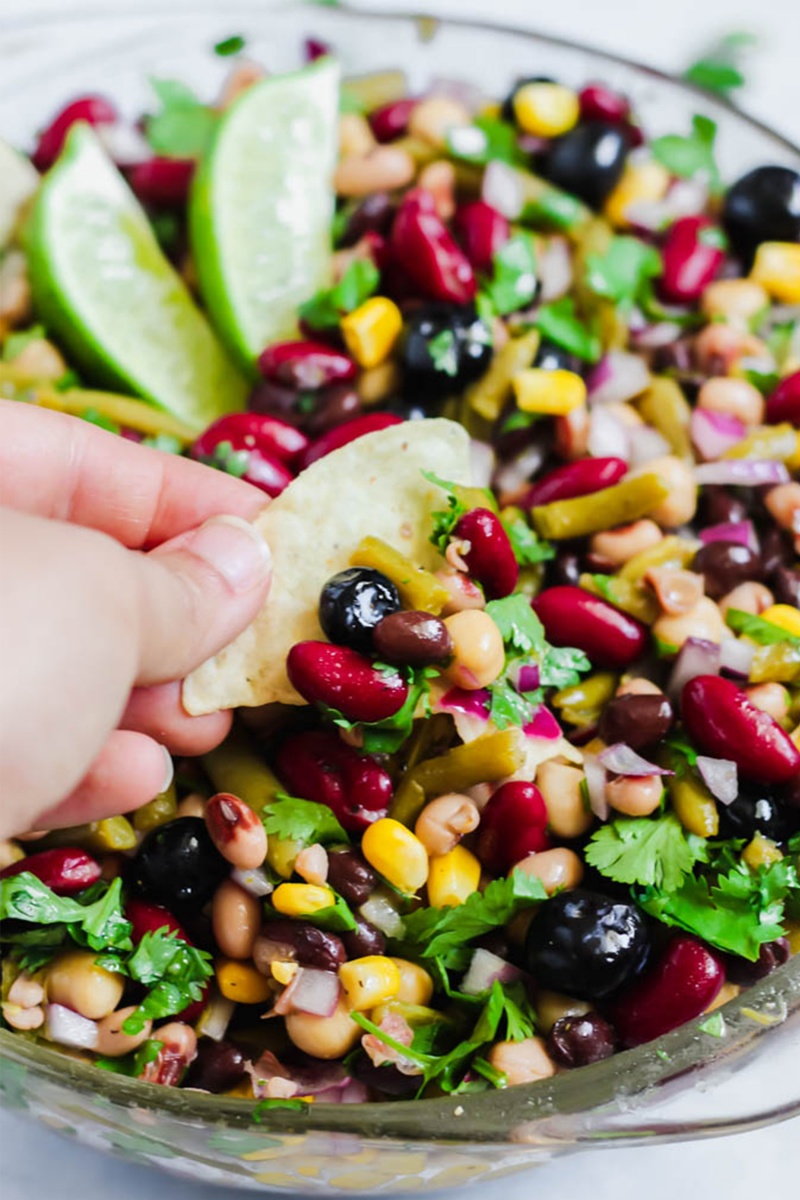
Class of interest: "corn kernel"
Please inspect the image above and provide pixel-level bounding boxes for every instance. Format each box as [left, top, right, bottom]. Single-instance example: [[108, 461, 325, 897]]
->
[[390, 958, 435, 1006], [216, 959, 273, 1004], [271, 882, 336, 917], [426, 844, 482, 908], [603, 160, 670, 229], [339, 956, 401, 1011], [742, 833, 783, 871], [341, 296, 403, 369], [760, 604, 800, 639], [512, 367, 586, 415], [512, 82, 579, 138], [271, 961, 298, 985], [750, 242, 800, 304], [361, 818, 429, 895]]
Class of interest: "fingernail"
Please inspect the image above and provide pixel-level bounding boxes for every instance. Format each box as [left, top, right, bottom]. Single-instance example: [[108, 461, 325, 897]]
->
[[186, 515, 272, 593], [160, 746, 174, 794]]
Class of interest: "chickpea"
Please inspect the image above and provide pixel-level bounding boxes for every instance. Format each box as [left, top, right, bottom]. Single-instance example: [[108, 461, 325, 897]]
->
[[435, 568, 486, 615], [606, 774, 664, 817], [745, 683, 790, 724], [2, 1003, 44, 1031], [616, 678, 663, 698], [701, 279, 769, 327], [338, 112, 376, 159], [718, 581, 774, 617], [693, 323, 766, 375], [632, 456, 697, 527], [536, 761, 593, 839], [590, 520, 662, 567], [176, 792, 206, 818], [391, 959, 434, 1006], [487, 1037, 556, 1086], [417, 159, 457, 221], [408, 96, 471, 147], [535, 990, 592, 1035], [645, 567, 704, 615], [285, 998, 362, 1060], [294, 843, 329, 886], [46, 950, 125, 1020], [653, 595, 725, 649], [334, 147, 416, 198], [697, 377, 764, 426], [8, 974, 45, 1009], [212, 878, 262, 960], [765, 483, 800, 535], [442, 610, 505, 689], [516, 847, 584, 894], [95, 1006, 153, 1057], [415, 792, 480, 857]]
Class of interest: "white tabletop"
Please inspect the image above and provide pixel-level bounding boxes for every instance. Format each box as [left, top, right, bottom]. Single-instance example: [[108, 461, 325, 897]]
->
[[1, 0, 799, 1194]]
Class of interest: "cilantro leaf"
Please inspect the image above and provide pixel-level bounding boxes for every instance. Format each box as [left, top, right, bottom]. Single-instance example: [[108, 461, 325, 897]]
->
[[428, 329, 459, 377], [521, 188, 588, 233], [122, 929, 214, 1034], [262, 793, 349, 846], [583, 236, 662, 315], [480, 234, 538, 318], [534, 297, 602, 363], [299, 259, 380, 330], [683, 32, 756, 99], [446, 116, 526, 167], [144, 77, 218, 158], [663, 731, 700, 777], [697, 1010, 726, 1038], [0, 875, 132, 954], [725, 608, 800, 648], [501, 515, 555, 566], [422, 470, 470, 554], [651, 115, 721, 193], [585, 813, 707, 893], [95, 1037, 164, 1077], [214, 34, 246, 56], [487, 676, 538, 731], [485, 594, 546, 658], [538, 644, 591, 691]]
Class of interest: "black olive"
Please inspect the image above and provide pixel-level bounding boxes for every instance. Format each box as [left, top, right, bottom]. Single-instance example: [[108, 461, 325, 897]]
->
[[524, 889, 651, 1001], [722, 165, 800, 262], [319, 567, 401, 652], [501, 75, 557, 123], [402, 304, 493, 405], [541, 122, 630, 209], [130, 818, 229, 912], [533, 339, 581, 373], [598, 693, 674, 751], [717, 785, 800, 843]]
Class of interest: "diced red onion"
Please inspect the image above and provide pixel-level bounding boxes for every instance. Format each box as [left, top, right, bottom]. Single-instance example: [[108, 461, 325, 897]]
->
[[516, 664, 541, 692], [690, 407, 746, 461], [523, 706, 562, 741], [696, 756, 738, 805], [538, 237, 573, 302], [460, 948, 522, 996], [447, 124, 488, 159], [583, 753, 609, 821], [699, 521, 759, 554], [667, 177, 710, 218], [315, 1078, 371, 1104], [196, 992, 235, 1042], [719, 636, 756, 678], [587, 352, 652, 406], [359, 892, 405, 939], [231, 866, 273, 898], [274, 968, 340, 1018], [597, 743, 674, 777], [482, 160, 524, 220], [45, 1004, 98, 1051], [628, 424, 671, 467], [588, 407, 631, 461], [631, 321, 684, 349], [470, 438, 495, 489], [668, 637, 721, 699], [493, 441, 547, 504], [694, 460, 790, 487]]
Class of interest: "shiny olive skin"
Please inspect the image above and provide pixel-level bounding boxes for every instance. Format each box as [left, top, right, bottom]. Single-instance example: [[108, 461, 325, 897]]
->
[[722, 165, 800, 261], [524, 889, 651, 1001], [692, 541, 762, 600], [717, 784, 800, 843], [402, 303, 492, 404], [319, 568, 401, 653], [541, 121, 630, 209], [547, 1013, 617, 1067], [130, 818, 229, 912], [598, 693, 674, 751]]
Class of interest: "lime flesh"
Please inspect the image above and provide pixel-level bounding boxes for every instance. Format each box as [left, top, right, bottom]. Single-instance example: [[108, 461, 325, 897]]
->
[[190, 57, 340, 372], [26, 123, 247, 432]]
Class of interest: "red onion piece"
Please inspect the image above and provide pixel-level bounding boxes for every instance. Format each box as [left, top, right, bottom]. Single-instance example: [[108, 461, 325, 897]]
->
[[694, 460, 790, 487], [493, 441, 547, 505], [460, 948, 523, 996], [696, 755, 738, 805], [597, 743, 674, 777], [273, 968, 340, 1018], [45, 1004, 98, 1050], [523, 706, 562, 741], [690, 407, 745, 461], [196, 993, 235, 1042], [470, 438, 495, 489], [359, 893, 405, 939], [516, 664, 541, 692], [588, 407, 631, 461], [231, 866, 273, 898], [583, 753, 609, 820], [630, 321, 684, 349], [668, 637, 721, 699], [627, 424, 671, 467], [699, 520, 759, 554], [719, 636, 756, 678], [482, 160, 523, 220], [587, 352, 651, 406]]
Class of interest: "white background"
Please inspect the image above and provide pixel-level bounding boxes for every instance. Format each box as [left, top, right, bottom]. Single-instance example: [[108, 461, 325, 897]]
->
[[0, 0, 799, 1196]]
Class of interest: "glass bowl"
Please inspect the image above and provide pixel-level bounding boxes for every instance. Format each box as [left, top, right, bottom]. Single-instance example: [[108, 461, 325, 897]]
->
[[1, 3, 799, 1193]]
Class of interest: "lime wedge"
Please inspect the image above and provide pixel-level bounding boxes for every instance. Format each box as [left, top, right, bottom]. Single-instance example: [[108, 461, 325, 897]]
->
[[190, 57, 340, 370], [26, 124, 247, 432], [0, 139, 39, 249]]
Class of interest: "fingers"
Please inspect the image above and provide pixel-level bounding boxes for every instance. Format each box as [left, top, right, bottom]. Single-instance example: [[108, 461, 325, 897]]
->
[[0, 400, 268, 547], [120, 682, 233, 756]]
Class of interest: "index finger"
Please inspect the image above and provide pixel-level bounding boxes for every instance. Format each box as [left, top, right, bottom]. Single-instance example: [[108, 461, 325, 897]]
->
[[0, 400, 268, 548]]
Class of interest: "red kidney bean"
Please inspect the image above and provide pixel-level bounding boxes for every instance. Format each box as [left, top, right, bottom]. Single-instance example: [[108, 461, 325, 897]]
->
[[253, 919, 347, 974], [304, 37, 331, 62], [124, 898, 207, 1021], [326, 848, 379, 905], [130, 157, 194, 207], [192, 411, 309, 469], [343, 918, 387, 959], [578, 84, 631, 126], [453, 508, 519, 600], [453, 201, 511, 273], [304, 385, 364, 439], [0, 847, 101, 894], [725, 937, 791, 986], [547, 1012, 617, 1067], [205, 793, 268, 870], [369, 97, 417, 142], [522, 457, 628, 510], [32, 95, 118, 172], [682, 675, 800, 784], [598, 693, 674, 751], [275, 730, 393, 832], [765, 370, 800, 426], [611, 936, 725, 1048], [476, 782, 550, 875], [191, 414, 294, 497], [532, 587, 648, 669], [692, 540, 763, 599], [659, 217, 725, 305], [299, 412, 403, 470], [184, 1038, 248, 1093], [390, 189, 477, 304], [257, 341, 357, 389], [372, 611, 453, 667]]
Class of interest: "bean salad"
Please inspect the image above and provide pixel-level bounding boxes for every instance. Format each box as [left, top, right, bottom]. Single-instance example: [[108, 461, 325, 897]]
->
[[1, 34, 799, 1106]]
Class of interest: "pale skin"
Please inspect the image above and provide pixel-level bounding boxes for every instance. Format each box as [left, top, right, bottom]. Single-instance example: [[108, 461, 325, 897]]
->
[[0, 401, 273, 838]]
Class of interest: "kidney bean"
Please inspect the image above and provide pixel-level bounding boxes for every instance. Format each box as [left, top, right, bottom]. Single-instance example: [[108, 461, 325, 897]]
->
[[659, 217, 725, 304], [190, 415, 294, 496], [691, 540, 763, 600], [275, 731, 393, 833], [451, 508, 518, 600], [287, 641, 408, 722], [303, 385, 364, 438], [476, 782, 550, 875], [522, 456, 628, 510], [299, 412, 403, 471], [532, 587, 648, 669], [578, 84, 631, 126], [343, 917, 387, 959], [700, 485, 749, 528], [32, 95, 118, 172], [205, 793, 268, 871], [192, 411, 309, 468], [257, 341, 357, 389], [598, 693, 674, 751], [766, 370, 800, 425], [682, 675, 800, 784], [611, 936, 726, 1048], [0, 847, 100, 894], [326, 848, 379, 905], [253, 919, 347, 974], [372, 611, 453, 667], [369, 97, 417, 142], [130, 157, 194, 207], [125, 897, 189, 943], [547, 1012, 618, 1067], [453, 201, 511, 273], [724, 937, 791, 987], [390, 189, 476, 304], [247, 378, 305, 421], [140, 1022, 197, 1086], [338, 192, 396, 248], [771, 565, 800, 607], [183, 1038, 248, 1093]]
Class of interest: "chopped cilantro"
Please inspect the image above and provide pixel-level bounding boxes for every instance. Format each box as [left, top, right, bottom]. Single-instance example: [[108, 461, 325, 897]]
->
[[299, 258, 380, 330], [520, 188, 587, 233], [141, 434, 183, 454], [214, 34, 246, 56], [96, 1038, 163, 1077], [485, 594, 544, 657], [583, 236, 662, 315], [534, 297, 602, 363], [116, 929, 214, 1034], [683, 32, 756, 100], [423, 470, 470, 554], [144, 78, 218, 159], [253, 1098, 310, 1119], [697, 1010, 726, 1038], [585, 813, 708, 893], [446, 116, 525, 167], [80, 407, 121, 434], [487, 676, 540, 731], [0, 875, 132, 957], [198, 440, 250, 479], [651, 114, 721, 193], [428, 329, 459, 377], [743, 366, 780, 396], [725, 608, 800, 648], [262, 792, 349, 846], [663, 731, 700, 775], [319, 665, 438, 755], [479, 234, 538, 318], [150, 210, 181, 254]]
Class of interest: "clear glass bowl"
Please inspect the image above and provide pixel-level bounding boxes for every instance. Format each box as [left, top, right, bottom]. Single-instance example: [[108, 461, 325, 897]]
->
[[1, 3, 799, 1193]]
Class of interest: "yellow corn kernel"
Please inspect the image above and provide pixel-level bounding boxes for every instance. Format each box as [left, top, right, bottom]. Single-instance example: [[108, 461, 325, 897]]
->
[[390, 958, 435, 1006], [341, 296, 403, 369], [742, 833, 783, 872], [750, 242, 800, 304], [271, 961, 298, 985], [339, 956, 401, 1011], [512, 367, 586, 415], [361, 818, 429, 895], [603, 160, 670, 229], [271, 883, 336, 917], [426, 844, 482, 908], [512, 82, 579, 138], [760, 604, 800, 639], [216, 959, 273, 1004]]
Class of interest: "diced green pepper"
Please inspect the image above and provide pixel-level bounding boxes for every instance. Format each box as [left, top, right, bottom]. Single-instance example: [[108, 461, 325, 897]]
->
[[390, 729, 526, 826], [723, 423, 799, 465], [668, 776, 718, 838], [132, 784, 177, 833]]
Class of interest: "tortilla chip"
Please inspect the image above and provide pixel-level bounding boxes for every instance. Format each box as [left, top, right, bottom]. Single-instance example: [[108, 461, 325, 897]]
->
[[183, 418, 471, 715]]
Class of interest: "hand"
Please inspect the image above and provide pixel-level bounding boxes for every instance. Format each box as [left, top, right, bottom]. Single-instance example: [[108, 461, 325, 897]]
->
[[0, 400, 272, 838]]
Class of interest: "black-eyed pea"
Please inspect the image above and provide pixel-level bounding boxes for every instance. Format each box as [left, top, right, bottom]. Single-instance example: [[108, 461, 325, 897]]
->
[[632, 455, 697, 527], [701, 279, 770, 327], [95, 1006, 153, 1057], [338, 112, 377, 158], [535, 990, 592, 1035], [442, 610, 505, 689], [516, 848, 584, 894], [176, 792, 206, 818], [606, 774, 664, 817], [334, 147, 416, 198], [653, 596, 725, 649], [2, 1003, 44, 1031], [745, 683, 790, 724], [487, 1036, 556, 1085], [46, 950, 125, 1020], [590, 520, 662, 567], [285, 998, 361, 1060], [414, 793, 480, 856], [764, 483, 800, 534], [693, 323, 765, 375], [8, 973, 45, 1009], [645, 567, 704, 615], [206, 793, 268, 870], [212, 878, 262, 960], [698, 377, 765, 426], [294, 843, 329, 886], [718, 581, 774, 617], [408, 96, 471, 146], [417, 159, 456, 221], [616, 678, 664, 698], [536, 761, 593, 839]]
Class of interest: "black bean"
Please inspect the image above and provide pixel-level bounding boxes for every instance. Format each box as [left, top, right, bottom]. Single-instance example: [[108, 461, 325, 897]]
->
[[352, 1056, 420, 1097], [252, 920, 346, 974], [700, 485, 749, 528], [343, 917, 386, 959], [692, 540, 763, 599], [547, 1012, 618, 1068], [548, 550, 582, 588], [541, 122, 629, 209], [372, 611, 453, 667], [247, 379, 302, 421], [304, 385, 362, 437], [771, 565, 800, 607], [598, 693, 674, 751], [724, 937, 791, 987], [760, 526, 793, 576], [183, 1039, 248, 1093], [326, 849, 378, 906]]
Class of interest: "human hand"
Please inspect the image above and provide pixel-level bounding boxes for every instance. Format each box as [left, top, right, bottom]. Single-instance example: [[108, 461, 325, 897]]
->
[[0, 400, 273, 838]]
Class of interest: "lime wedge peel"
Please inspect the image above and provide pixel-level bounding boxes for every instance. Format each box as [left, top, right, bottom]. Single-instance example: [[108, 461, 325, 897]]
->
[[25, 123, 247, 432], [190, 56, 340, 372]]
